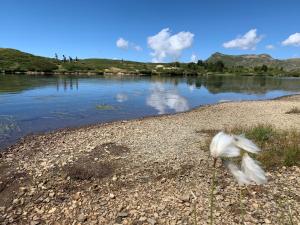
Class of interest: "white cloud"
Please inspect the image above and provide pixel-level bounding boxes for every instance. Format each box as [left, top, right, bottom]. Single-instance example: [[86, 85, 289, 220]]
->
[[133, 45, 142, 51], [223, 29, 263, 50], [146, 83, 189, 114], [116, 38, 129, 49], [116, 38, 142, 51], [282, 33, 300, 47], [147, 28, 194, 63], [190, 54, 198, 63], [265, 45, 275, 50]]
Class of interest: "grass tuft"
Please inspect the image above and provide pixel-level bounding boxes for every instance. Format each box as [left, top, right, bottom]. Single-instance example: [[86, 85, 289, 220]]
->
[[286, 107, 300, 114], [227, 124, 300, 169]]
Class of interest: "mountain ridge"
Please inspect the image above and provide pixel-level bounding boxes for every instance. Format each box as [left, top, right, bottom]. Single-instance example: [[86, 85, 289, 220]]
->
[[207, 52, 300, 71]]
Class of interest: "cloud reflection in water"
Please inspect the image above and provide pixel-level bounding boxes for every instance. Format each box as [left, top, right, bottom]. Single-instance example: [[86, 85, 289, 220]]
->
[[116, 93, 129, 102], [147, 83, 189, 114]]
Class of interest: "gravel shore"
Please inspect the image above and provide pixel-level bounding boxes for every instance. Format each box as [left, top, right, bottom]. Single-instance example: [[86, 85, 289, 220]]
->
[[0, 95, 299, 225]]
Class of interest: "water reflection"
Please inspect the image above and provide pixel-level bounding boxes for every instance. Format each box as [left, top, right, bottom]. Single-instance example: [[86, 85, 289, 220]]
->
[[0, 74, 299, 150], [147, 83, 189, 114], [116, 93, 128, 102], [1, 75, 300, 95], [56, 77, 79, 91]]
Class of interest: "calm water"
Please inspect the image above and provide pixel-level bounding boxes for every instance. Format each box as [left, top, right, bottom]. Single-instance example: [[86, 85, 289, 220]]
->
[[0, 74, 299, 150]]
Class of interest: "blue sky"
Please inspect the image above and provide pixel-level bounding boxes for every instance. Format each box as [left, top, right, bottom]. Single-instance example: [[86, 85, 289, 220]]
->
[[0, 0, 300, 62]]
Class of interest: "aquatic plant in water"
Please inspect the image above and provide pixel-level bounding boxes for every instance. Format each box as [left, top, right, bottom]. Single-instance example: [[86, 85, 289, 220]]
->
[[95, 104, 115, 110], [209, 132, 267, 225], [0, 115, 20, 139]]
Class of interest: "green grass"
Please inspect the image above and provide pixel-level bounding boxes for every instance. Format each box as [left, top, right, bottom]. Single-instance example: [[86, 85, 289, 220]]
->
[[227, 124, 300, 169], [0, 48, 58, 72]]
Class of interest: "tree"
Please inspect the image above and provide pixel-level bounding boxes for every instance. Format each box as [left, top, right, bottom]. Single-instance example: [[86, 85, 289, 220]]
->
[[187, 62, 197, 70], [261, 64, 268, 72], [214, 61, 225, 72], [197, 60, 204, 66], [62, 55, 67, 63], [173, 62, 180, 67], [207, 61, 225, 72], [55, 53, 59, 61], [69, 56, 73, 62]]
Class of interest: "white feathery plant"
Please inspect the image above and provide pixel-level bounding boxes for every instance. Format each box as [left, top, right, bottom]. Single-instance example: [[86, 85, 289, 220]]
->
[[209, 131, 267, 225]]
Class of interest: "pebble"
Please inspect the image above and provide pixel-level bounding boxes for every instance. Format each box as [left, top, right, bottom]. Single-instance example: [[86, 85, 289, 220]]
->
[[147, 218, 157, 225], [109, 193, 115, 199], [78, 214, 87, 222]]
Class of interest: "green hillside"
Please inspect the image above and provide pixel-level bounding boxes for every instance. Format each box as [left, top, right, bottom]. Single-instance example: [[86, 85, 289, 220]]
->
[[0, 48, 58, 72], [1, 48, 300, 76]]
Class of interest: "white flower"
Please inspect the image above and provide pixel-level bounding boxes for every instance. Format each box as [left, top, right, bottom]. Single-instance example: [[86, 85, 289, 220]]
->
[[234, 135, 260, 154], [210, 132, 240, 158], [210, 131, 267, 186], [210, 132, 260, 158], [226, 161, 251, 185], [242, 153, 267, 184]]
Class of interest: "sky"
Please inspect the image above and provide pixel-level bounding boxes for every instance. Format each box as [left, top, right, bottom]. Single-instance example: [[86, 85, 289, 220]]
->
[[0, 0, 300, 62]]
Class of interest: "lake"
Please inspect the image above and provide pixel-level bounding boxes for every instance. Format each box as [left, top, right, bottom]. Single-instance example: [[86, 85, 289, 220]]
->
[[0, 74, 299, 150]]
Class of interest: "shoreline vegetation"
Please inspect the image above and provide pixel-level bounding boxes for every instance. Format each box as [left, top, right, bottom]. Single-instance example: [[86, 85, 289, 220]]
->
[[1, 48, 300, 77], [0, 95, 299, 224]]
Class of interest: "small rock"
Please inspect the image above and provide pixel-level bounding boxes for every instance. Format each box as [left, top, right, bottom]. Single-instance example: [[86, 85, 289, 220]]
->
[[264, 219, 271, 224], [180, 194, 190, 202], [147, 218, 157, 225], [74, 192, 81, 200], [117, 212, 128, 218], [13, 198, 20, 204], [78, 214, 87, 222], [139, 216, 147, 222], [112, 175, 118, 181], [48, 207, 56, 213], [216, 195, 224, 200], [115, 212, 128, 224], [109, 193, 115, 199]]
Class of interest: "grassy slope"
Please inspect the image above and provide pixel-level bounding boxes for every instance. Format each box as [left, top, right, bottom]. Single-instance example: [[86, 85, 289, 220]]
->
[[0, 48, 58, 72], [1, 48, 300, 75]]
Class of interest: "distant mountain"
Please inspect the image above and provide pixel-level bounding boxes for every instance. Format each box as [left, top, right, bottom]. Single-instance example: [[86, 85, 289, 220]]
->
[[206, 52, 300, 71]]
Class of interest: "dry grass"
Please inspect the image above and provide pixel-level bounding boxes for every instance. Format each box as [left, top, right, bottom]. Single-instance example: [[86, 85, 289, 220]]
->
[[202, 124, 300, 169], [226, 124, 300, 169], [286, 107, 300, 114]]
